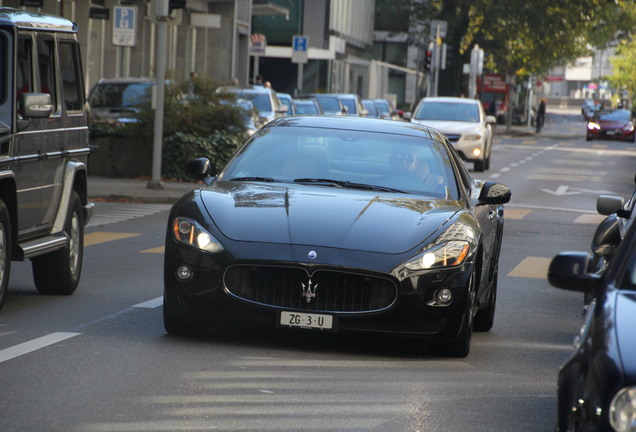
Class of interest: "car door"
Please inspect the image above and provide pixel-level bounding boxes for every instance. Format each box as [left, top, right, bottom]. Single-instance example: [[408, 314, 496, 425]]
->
[[13, 33, 42, 231]]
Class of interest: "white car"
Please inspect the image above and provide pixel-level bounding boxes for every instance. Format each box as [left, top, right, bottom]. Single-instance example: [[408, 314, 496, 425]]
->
[[409, 97, 496, 172]]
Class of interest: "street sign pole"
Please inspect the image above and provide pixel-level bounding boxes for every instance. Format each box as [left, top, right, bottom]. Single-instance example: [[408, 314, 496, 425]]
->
[[292, 35, 308, 96], [149, 0, 168, 190]]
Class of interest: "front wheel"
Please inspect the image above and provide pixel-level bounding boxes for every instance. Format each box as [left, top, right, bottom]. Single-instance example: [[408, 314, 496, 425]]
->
[[0, 201, 12, 310], [32, 191, 84, 295]]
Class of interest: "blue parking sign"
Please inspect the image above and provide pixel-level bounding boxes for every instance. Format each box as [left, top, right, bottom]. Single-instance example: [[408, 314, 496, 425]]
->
[[113, 6, 136, 47], [292, 35, 308, 64]]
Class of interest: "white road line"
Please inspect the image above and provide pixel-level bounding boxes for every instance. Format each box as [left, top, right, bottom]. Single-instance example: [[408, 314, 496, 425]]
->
[[0, 332, 80, 363], [133, 296, 163, 308]]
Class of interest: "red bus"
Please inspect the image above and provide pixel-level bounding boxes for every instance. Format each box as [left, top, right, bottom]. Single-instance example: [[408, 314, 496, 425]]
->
[[478, 73, 509, 123]]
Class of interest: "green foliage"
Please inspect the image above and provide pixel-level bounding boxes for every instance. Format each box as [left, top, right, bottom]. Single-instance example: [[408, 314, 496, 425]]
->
[[127, 75, 252, 179], [410, 0, 636, 95], [609, 38, 636, 105], [162, 131, 242, 181], [88, 121, 131, 139]]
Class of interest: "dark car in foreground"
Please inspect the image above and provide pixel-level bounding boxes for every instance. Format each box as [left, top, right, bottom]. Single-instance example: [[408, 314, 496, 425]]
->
[[163, 116, 511, 357], [548, 215, 636, 432], [586, 109, 636, 142]]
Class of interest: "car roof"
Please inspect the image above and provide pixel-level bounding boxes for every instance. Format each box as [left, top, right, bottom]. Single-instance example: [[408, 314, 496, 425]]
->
[[0, 7, 77, 32], [267, 115, 440, 139], [94, 77, 156, 85], [421, 97, 479, 105]]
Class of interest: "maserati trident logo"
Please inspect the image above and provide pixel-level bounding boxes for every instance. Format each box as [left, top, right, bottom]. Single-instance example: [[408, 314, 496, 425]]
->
[[301, 279, 318, 303]]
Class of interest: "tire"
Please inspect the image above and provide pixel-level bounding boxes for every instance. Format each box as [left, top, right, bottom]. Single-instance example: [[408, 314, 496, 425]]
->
[[586, 135, 592, 142], [163, 291, 207, 336], [474, 159, 485, 172], [32, 191, 83, 295], [474, 270, 497, 332], [0, 201, 12, 311]]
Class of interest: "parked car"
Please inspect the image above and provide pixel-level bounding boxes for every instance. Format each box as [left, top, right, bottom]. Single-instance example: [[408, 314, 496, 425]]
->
[[292, 98, 323, 115], [547, 209, 636, 432], [362, 99, 381, 118], [336, 93, 368, 116], [581, 99, 595, 119], [586, 108, 636, 142], [163, 116, 511, 357], [306, 93, 346, 115], [216, 85, 288, 123], [277, 92, 295, 115], [0, 8, 93, 310], [408, 97, 496, 172], [87, 77, 156, 124], [373, 98, 399, 120]]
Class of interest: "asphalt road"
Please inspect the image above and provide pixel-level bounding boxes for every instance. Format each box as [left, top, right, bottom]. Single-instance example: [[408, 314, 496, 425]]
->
[[0, 109, 634, 431]]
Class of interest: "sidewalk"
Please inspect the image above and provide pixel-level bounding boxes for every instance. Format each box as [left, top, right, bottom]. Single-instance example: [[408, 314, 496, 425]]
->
[[89, 176, 201, 204]]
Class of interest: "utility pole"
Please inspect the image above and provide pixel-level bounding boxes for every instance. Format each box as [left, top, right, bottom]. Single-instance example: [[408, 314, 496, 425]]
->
[[148, 0, 169, 190]]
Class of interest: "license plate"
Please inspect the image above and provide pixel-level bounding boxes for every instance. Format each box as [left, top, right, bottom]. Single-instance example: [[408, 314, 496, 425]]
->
[[280, 311, 334, 330]]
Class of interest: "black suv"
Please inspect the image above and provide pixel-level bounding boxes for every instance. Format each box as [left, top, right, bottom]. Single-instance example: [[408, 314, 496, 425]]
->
[[0, 8, 93, 309]]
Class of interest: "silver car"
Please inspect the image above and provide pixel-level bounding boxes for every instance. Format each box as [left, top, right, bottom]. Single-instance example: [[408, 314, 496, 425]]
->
[[409, 97, 496, 172]]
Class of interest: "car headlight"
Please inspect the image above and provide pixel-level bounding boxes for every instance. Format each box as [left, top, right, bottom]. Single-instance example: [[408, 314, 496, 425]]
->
[[588, 122, 601, 131], [610, 387, 636, 432], [403, 240, 470, 271], [624, 124, 634, 132], [462, 132, 482, 141], [172, 217, 224, 253]]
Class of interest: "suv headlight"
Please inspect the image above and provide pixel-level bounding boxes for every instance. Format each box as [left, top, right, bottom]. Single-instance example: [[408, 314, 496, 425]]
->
[[610, 387, 636, 432], [403, 241, 470, 271], [172, 217, 224, 253]]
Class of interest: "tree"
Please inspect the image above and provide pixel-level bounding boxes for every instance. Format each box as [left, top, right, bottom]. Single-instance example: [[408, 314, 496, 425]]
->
[[608, 38, 636, 109]]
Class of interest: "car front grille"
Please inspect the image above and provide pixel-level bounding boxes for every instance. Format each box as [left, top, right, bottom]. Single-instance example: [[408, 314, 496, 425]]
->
[[444, 134, 461, 142], [224, 265, 397, 313]]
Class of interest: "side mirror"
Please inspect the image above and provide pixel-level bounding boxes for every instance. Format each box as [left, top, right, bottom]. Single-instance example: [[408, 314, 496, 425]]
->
[[277, 104, 288, 114], [477, 181, 511, 205], [20, 93, 53, 118], [596, 195, 624, 216], [485, 115, 497, 124], [185, 157, 214, 183], [547, 251, 600, 293], [402, 112, 412, 121]]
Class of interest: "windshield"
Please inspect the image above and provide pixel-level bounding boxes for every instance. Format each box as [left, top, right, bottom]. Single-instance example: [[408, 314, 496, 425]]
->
[[314, 96, 341, 113], [239, 92, 272, 112], [89, 82, 153, 108], [414, 101, 480, 122], [221, 126, 459, 199], [339, 98, 357, 114], [597, 109, 631, 122]]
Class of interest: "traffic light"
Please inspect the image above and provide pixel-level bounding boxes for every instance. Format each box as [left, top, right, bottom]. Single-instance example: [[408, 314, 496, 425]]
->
[[169, 0, 186, 13], [424, 49, 432, 72]]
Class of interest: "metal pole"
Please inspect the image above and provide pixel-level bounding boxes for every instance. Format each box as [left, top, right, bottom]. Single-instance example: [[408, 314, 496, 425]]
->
[[148, 14, 167, 190]]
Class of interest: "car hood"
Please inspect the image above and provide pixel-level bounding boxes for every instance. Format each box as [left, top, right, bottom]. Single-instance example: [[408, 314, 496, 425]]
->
[[615, 292, 636, 380], [597, 120, 630, 128], [199, 182, 461, 254], [410, 119, 482, 134]]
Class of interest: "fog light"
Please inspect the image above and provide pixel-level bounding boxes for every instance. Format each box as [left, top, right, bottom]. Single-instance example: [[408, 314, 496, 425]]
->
[[472, 148, 482, 157], [176, 265, 193, 281], [427, 287, 453, 306], [436, 288, 453, 303]]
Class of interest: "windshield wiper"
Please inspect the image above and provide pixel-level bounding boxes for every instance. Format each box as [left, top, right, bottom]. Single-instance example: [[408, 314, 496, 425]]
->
[[230, 176, 278, 182], [293, 178, 406, 193]]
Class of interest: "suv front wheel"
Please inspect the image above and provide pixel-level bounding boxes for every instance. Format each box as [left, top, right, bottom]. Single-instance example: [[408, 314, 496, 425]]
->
[[32, 191, 84, 295]]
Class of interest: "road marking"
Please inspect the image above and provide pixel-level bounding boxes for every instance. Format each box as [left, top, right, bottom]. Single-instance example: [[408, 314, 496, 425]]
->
[[142, 246, 165, 254], [133, 297, 163, 308], [0, 332, 80, 363], [508, 257, 551, 279], [505, 208, 531, 220], [575, 214, 606, 224], [85, 232, 141, 246], [87, 203, 170, 228]]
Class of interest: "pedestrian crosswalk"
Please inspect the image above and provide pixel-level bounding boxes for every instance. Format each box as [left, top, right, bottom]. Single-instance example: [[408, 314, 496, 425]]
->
[[87, 203, 171, 228]]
